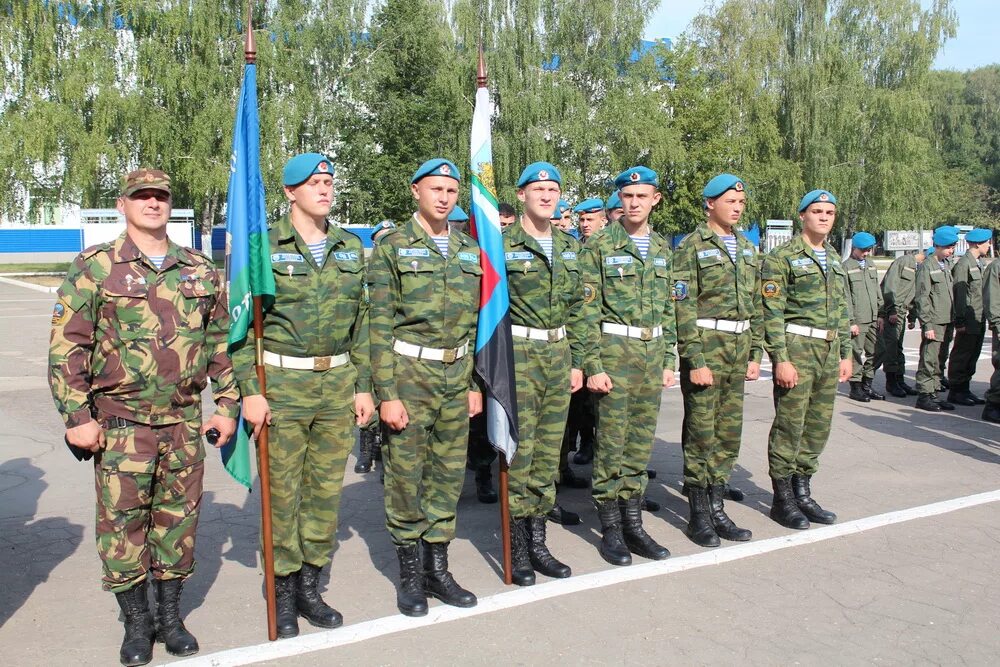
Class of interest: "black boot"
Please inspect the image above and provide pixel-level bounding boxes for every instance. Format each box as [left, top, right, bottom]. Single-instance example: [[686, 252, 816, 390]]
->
[[709, 484, 751, 542], [862, 378, 885, 400], [685, 486, 720, 547], [899, 375, 919, 396], [572, 437, 594, 464], [948, 382, 982, 406], [153, 579, 198, 657], [916, 393, 943, 411], [940, 377, 951, 391], [884, 372, 907, 398], [475, 465, 498, 504], [682, 481, 743, 501], [296, 563, 343, 629], [596, 500, 632, 566], [355, 427, 375, 473], [421, 540, 476, 608], [274, 573, 299, 638], [646, 468, 657, 479], [936, 393, 956, 410], [114, 581, 154, 666], [509, 518, 536, 586], [558, 465, 590, 489], [983, 402, 1000, 423], [791, 474, 836, 524], [527, 516, 572, 577], [641, 496, 660, 512], [769, 477, 810, 530], [545, 503, 581, 525], [619, 497, 670, 559], [849, 381, 871, 402], [395, 543, 428, 617]]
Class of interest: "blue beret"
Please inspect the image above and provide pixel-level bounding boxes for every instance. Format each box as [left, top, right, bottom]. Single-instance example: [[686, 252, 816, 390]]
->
[[966, 228, 993, 243], [573, 198, 605, 214], [411, 158, 461, 184], [798, 189, 837, 212], [852, 232, 876, 250], [615, 166, 659, 189], [606, 192, 622, 210], [447, 205, 469, 222], [933, 226, 959, 247], [551, 199, 570, 220], [925, 246, 934, 256], [283, 152, 334, 186], [371, 220, 396, 241], [703, 173, 746, 199], [517, 161, 562, 187]]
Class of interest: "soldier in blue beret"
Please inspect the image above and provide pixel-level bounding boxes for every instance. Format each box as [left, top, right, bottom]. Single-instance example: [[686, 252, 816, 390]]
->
[[573, 198, 606, 241], [946, 227, 994, 405], [606, 192, 623, 223], [842, 231, 886, 402], [551, 198, 573, 232], [913, 226, 959, 411], [448, 204, 470, 235], [879, 247, 926, 398]]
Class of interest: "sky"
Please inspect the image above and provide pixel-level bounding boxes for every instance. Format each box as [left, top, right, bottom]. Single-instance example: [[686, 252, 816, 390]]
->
[[644, 0, 1000, 71]]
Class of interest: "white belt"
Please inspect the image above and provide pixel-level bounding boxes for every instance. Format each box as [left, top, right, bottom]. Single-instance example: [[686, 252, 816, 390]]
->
[[785, 323, 837, 342], [696, 318, 751, 334], [601, 322, 663, 341], [393, 339, 470, 364], [262, 350, 350, 371], [511, 325, 567, 342]]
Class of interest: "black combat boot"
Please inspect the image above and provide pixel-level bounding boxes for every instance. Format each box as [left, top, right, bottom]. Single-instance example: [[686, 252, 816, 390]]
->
[[641, 496, 660, 512], [684, 482, 745, 502], [572, 436, 594, 465], [884, 372, 907, 398], [769, 477, 810, 530], [475, 465, 498, 504], [153, 579, 198, 657], [791, 474, 836, 524], [114, 581, 154, 666], [948, 382, 984, 406], [898, 375, 919, 395], [546, 503, 581, 525], [273, 573, 299, 638], [862, 378, 885, 400], [619, 496, 670, 559], [708, 484, 751, 541], [558, 465, 589, 489], [916, 393, 943, 411], [849, 381, 871, 402], [940, 377, 951, 391], [355, 427, 376, 473], [983, 402, 1000, 423], [596, 500, 632, 566], [296, 562, 343, 628], [509, 517, 536, 586], [421, 540, 477, 608], [685, 486, 720, 547], [936, 393, 956, 410], [527, 516, 572, 577], [395, 543, 428, 617]]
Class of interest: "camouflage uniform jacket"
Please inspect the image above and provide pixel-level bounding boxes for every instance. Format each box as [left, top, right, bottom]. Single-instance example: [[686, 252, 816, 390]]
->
[[760, 235, 852, 363], [880, 254, 919, 321], [913, 257, 954, 329], [368, 215, 482, 402], [232, 214, 370, 396], [983, 259, 1000, 331], [672, 223, 764, 369], [951, 251, 985, 330], [842, 257, 882, 325], [503, 223, 586, 368], [578, 222, 677, 376], [49, 232, 240, 428]]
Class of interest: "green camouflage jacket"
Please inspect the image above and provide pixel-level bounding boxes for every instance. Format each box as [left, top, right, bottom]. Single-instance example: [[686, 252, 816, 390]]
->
[[951, 251, 985, 330], [880, 254, 920, 321], [913, 256, 954, 329], [842, 257, 883, 325]]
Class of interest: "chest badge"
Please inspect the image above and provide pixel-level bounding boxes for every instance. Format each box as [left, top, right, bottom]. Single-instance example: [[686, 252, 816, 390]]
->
[[286, 264, 294, 277], [523, 261, 531, 274]]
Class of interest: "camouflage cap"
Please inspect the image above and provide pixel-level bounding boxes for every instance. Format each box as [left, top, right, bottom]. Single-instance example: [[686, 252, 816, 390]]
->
[[123, 169, 171, 197]]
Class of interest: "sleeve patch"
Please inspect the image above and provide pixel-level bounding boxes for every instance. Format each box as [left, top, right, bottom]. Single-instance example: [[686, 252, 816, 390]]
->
[[762, 280, 780, 298], [51, 300, 69, 325], [672, 280, 689, 301], [583, 283, 597, 304]]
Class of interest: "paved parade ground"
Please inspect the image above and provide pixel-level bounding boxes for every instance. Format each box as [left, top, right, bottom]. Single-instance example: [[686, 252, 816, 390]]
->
[[1, 277, 998, 665]]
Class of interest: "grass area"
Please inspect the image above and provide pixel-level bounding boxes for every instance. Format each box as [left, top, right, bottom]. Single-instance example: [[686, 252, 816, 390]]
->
[[0, 262, 70, 274]]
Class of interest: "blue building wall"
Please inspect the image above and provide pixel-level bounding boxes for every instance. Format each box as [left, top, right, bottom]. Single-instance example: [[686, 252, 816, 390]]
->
[[0, 229, 83, 253]]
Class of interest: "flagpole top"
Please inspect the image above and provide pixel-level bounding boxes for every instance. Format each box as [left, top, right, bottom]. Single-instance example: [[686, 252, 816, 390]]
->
[[476, 41, 487, 88], [244, 2, 256, 64]]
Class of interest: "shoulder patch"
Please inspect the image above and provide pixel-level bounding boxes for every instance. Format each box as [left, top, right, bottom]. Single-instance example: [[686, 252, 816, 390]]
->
[[672, 280, 688, 301], [762, 280, 780, 298], [51, 300, 69, 325]]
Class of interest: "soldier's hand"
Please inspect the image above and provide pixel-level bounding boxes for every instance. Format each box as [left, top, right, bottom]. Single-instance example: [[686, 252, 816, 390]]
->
[[381, 400, 409, 431], [745, 361, 761, 381], [838, 358, 853, 382], [774, 361, 798, 389], [66, 419, 104, 452], [689, 366, 713, 386], [850, 324, 860, 337], [570, 369, 584, 393], [202, 415, 237, 448], [242, 394, 272, 439], [876, 317, 885, 333], [468, 391, 483, 418], [887, 313, 899, 325], [924, 329, 936, 341], [662, 369, 676, 388], [587, 372, 613, 394], [354, 393, 375, 426]]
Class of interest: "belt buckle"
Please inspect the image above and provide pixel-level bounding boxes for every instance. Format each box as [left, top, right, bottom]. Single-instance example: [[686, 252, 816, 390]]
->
[[313, 356, 332, 371], [640, 327, 652, 341], [547, 328, 559, 343], [442, 348, 457, 364], [825, 330, 837, 342]]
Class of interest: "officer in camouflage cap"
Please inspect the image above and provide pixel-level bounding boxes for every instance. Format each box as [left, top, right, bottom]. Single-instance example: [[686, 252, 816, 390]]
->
[[913, 226, 959, 411], [842, 231, 886, 402], [49, 168, 240, 666], [369, 158, 482, 616], [761, 189, 852, 530], [234, 153, 373, 638], [946, 227, 993, 405], [674, 174, 762, 548]]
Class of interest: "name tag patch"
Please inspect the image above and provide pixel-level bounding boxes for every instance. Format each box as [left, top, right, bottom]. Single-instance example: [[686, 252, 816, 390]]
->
[[399, 248, 430, 258], [606, 255, 633, 265], [653, 257, 667, 267], [742, 248, 754, 257], [791, 258, 814, 268], [457, 252, 479, 262], [272, 253, 305, 263], [697, 249, 721, 260], [561, 251, 577, 261], [334, 251, 359, 261], [506, 251, 533, 261]]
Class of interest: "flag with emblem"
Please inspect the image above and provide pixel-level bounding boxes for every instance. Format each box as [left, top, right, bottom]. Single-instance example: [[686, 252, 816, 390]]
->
[[222, 54, 275, 489]]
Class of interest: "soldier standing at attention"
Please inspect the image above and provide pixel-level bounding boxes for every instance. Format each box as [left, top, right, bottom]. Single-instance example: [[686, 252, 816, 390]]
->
[[580, 166, 676, 566], [369, 158, 483, 616], [981, 248, 1000, 423], [879, 249, 924, 398], [574, 198, 607, 241], [760, 189, 852, 530], [236, 153, 373, 638], [946, 228, 993, 405], [842, 232, 885, 402], [913, 227, 959, 411], [49, 169, 239, 666], [503, 162, 586, 586], [673, 174, 762, 548]]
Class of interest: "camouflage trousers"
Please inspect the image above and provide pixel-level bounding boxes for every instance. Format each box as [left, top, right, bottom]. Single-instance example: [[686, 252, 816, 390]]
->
[[916, 324, 955, 394], [947, 324, 985, 385], [383, 353, 472, 546], [880, 317, 908, 374], [94, 419, 204, 593], [507, 336, 571, 518], [681, 329, 752, 487], [850, 320, 883, 382], [985, 330, 1000, 405], [592, 334, 663, 504], [264, 363, 356, 576], [767, 334, 839, 478]]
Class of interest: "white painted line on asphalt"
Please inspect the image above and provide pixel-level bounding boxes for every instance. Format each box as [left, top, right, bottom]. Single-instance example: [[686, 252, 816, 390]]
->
[[171, 489, 1000, 667]]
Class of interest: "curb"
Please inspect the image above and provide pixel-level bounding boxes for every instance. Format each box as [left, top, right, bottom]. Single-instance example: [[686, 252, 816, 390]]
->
[[0, 276, 59, 294]]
